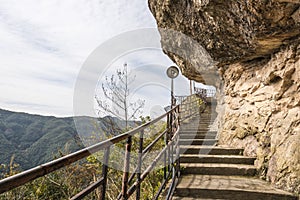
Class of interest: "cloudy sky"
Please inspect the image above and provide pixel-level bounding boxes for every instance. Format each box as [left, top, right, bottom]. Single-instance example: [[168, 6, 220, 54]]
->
[[0, 0, 209, 117]]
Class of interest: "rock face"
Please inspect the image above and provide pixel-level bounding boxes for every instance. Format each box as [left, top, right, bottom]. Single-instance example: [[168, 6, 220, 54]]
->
[[149, 0, 300, 82], [218, 43, 300, 193], [149, 0, 300, 194]]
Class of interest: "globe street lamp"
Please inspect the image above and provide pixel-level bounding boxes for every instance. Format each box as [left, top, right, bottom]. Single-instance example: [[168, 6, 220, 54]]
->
[[166, 66, 180, 108]]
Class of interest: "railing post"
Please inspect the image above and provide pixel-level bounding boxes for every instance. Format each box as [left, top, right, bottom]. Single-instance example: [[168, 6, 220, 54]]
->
[[190, 97, 192, 116], [164, 113, 169, 180], [122, 136, 132, 200], [177, 106, 180, 127], [100, 147, 110, 200], [169, 110, 173, 172], [136, 130, 144, 200], [170, 110, 175, 168], [176, 106, 181, 177]]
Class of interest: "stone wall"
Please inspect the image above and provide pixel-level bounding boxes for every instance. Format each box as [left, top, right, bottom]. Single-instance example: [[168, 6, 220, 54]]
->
[[217, 42, 300, 193]]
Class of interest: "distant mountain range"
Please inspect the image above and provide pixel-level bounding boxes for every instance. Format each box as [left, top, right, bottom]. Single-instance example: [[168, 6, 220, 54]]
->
[[0, 109, 137, 170]]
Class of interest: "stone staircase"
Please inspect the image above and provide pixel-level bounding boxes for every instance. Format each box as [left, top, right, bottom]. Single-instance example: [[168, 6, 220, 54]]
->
[[172, 105, 298, 200]]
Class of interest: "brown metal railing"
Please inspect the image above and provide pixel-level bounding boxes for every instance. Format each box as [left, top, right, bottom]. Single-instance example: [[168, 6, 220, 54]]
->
[[0, 106, 179, 200], [194, 87, 216, 99], [0, 94, 205, 199], [176, 94, 206, 121]]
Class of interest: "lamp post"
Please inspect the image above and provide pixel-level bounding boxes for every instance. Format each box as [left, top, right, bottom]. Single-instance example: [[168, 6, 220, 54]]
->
[[166, 66, 180, 108], [190, 80, 193, 95], [166, 66, 180, 180]]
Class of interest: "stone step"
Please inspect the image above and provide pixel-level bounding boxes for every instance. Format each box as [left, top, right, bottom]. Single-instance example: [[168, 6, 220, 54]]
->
[[190, 119, 215, 120], [180, 146, 244, 155], [179, 131, 217, 135], [180, 155, 255, 165], [183, 119, 213, 121], [181, 119, 214, 122], [189, 119, 215, 121], [179, 139, 218, 146], [181, 121, 211, 123], [181, 123, 213, 126], [180, 163, 257, 176], [180, 128, 213, 132], [181, 126, 212, 128], [173, 175, 298, 200], [180, 134, 216, 139], [181, 124, 213, 127], [183, 116, 208, 119], [181, 129, 211, 132], [180, 130, 217, 134], [182, 121, 213, 124], [181, 126, 213, 129]]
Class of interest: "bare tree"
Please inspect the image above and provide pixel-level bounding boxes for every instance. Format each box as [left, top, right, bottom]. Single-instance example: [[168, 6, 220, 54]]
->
[[95, 63, 145, 129]]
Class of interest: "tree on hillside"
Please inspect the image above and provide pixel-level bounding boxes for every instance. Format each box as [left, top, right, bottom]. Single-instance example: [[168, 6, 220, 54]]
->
[[95, 63, 145, 130]]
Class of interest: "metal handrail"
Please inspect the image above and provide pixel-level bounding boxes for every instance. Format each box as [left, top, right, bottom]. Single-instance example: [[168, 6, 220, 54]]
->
[[0, 94, 204, 199], [175, 94, 206, 121], [194, 87, 216, 98]]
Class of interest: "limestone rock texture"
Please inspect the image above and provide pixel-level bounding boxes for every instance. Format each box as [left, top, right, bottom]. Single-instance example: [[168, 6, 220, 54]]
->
[[149, 0, 300, 194], [219, 43, 300, 193]]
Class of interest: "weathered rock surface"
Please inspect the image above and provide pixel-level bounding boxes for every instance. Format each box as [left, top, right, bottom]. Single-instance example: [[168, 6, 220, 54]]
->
[[218, 43, 300, 193], [149, 0, 300, 194], [149, 0, 300, 83]]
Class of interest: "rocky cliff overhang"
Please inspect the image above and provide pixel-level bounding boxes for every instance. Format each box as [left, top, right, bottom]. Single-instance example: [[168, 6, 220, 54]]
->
[[148, 0, 300, 193], [149, 0, 300, 84]]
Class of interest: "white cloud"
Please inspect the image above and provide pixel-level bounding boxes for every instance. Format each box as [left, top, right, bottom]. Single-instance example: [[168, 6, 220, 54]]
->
[[0, 0, 212, 117], [0, 0, 159, 116]]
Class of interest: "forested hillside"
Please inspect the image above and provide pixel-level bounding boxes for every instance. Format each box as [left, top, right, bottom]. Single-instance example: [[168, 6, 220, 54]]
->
[[0, 109, 133, 170]]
